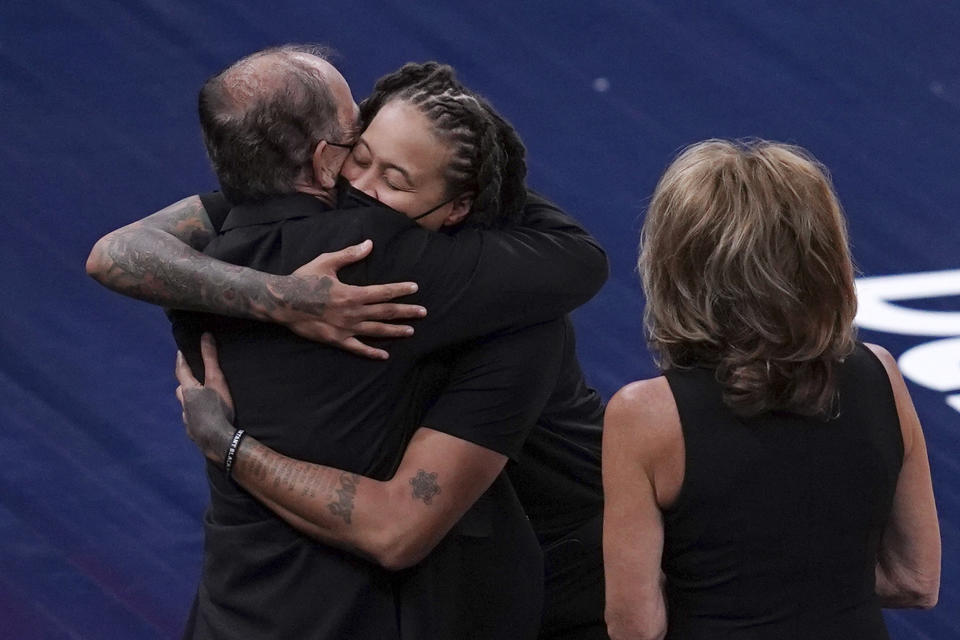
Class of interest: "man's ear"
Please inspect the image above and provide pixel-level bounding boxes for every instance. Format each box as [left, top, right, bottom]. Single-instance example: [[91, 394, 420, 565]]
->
[[311, 141, 338, 190], [441, 193, 474, 228]]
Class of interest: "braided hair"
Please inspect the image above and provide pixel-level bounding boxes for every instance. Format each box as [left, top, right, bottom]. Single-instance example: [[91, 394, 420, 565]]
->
[[360, 62, 527, 228]]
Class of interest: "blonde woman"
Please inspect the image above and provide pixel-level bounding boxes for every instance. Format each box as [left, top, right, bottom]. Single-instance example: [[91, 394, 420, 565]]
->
[[602, 140, 940, 640]]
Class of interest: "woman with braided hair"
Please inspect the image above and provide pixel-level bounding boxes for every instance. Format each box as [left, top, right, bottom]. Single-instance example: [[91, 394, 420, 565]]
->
[[329, 63, 609, 637], [171, 60, 609, 639], [339, 61, 528, 230]]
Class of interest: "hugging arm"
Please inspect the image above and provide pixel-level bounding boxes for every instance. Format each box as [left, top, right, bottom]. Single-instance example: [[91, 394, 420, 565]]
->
[[465, 191, 608, 323], [867, 344, 941, 609], [385, 191, 610, 353], [87, 190, 605, 355], [509, 191, 609, 303], [227, 424, 505, 571], [176, 324, 562, 569], [85, 195, 233, 309], [86, 194, 425, 358]]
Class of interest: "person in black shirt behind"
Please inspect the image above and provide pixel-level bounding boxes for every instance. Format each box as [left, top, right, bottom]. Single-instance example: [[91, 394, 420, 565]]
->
[[89, 51, 606, 638]]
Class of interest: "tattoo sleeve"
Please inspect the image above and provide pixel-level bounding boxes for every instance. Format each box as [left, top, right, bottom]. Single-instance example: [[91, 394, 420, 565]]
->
[[86, 195, 330, 322]]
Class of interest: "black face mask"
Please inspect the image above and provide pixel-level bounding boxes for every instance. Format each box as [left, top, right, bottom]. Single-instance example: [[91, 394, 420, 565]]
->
[[336, 177, 458, 221]]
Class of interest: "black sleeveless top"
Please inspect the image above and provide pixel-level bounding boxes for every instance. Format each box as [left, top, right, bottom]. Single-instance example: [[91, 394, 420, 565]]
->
[[662, 343, 902, 640]]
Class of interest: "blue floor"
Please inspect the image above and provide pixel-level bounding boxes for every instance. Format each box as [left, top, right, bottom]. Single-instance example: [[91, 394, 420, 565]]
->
[[2, 1, 958, 637]]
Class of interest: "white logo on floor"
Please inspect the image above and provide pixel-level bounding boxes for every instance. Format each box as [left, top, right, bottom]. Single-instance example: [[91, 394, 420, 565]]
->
[[855, 269, 960, 413]]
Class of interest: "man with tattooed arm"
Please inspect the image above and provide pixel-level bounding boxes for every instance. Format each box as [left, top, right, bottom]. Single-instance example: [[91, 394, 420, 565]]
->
[[87, 47, 607, 639]]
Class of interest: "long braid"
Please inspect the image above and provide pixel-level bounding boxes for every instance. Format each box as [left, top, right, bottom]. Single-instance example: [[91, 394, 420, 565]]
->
[[361, 62, 527, 227], [470, 114, 506, 221], [479, 96, 527, 224]]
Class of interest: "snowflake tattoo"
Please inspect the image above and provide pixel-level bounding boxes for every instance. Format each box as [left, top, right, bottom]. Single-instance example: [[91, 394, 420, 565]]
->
[[410, 469, 441, 505]]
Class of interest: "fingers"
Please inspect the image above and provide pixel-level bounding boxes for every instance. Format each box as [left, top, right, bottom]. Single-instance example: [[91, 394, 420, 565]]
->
[[199, 333, 235, 419], [350, 282, 423, 306], [176, 384, 190, 429], [320, 239, 374, 272], [175, 351, 200, 387], [340, 336, 390, 361], [352, 302, 426, 322], [352, 321, 415, 338], [200, 333, 223, 380]]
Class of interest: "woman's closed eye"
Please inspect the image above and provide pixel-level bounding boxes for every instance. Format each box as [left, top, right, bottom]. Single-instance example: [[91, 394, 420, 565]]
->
[[383, 172, 413, 192]]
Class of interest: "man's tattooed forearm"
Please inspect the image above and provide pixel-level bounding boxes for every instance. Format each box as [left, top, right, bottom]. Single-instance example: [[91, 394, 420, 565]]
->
[[101, 231, 252, 311], [265, 275, 332, 317], [92, 195, 337, 321], [101, 232, 334, 320], [409, 469, 441, 505], [328, 473, 359, 524]]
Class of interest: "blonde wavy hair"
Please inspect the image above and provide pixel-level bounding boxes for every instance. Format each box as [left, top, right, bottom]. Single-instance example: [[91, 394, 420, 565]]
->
[[639, 139, 857, 416]]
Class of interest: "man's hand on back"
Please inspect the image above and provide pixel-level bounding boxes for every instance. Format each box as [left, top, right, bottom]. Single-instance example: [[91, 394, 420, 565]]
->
[[271, 240, 426, 360]]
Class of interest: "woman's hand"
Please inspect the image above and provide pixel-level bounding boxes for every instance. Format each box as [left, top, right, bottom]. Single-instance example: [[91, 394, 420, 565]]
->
[[175, 333, 237, 466]]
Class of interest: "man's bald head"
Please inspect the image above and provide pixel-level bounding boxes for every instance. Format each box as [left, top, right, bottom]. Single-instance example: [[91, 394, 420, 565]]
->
[[198, 45, 353, 204]]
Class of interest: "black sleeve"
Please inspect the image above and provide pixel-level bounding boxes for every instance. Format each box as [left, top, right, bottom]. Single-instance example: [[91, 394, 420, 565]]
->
[[470, 191, 609, 322], [502, 190, 609, 304], [199, 191, 231, 233], [419, 319, 566, 460], [369, 192, 609, 353]]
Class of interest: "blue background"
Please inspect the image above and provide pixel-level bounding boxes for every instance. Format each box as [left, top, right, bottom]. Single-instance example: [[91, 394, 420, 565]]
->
[[2, 1, 957, 637]]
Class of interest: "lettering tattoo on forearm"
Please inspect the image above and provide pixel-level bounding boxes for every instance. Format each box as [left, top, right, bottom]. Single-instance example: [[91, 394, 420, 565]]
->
[[328, 473, 359, 524], [239, 441, 341, 501], [247, 455, 269, 482], [276, 458, 336, 498], [410, 469, 441, 505], [273, 459, 295, 491]]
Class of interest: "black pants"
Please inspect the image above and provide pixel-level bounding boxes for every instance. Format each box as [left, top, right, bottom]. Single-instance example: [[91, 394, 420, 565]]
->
[[540, 513, 608, 640]]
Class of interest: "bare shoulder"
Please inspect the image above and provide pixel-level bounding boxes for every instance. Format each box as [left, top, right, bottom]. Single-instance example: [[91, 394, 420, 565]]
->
[[865, 342, 897, 370], [864, 342, 922, 452], [605, 376, 680, 451], [864, 342, 909, 392], [608, 376, 674, 420]]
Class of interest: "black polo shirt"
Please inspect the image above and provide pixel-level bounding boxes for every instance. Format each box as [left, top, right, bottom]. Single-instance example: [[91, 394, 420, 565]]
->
[[424, 315, 604, 545], [393, 319, 569, 640], [173, 191, 606, 639]]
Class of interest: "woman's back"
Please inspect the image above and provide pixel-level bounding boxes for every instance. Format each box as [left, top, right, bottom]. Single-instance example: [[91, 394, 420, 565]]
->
[[604, 140, 938, 640], [661, 343, 902, 639]]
